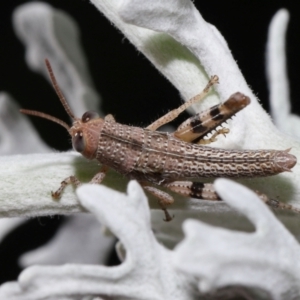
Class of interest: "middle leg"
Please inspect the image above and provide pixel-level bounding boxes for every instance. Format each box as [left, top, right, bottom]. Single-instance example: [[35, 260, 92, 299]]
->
[[140, 182, 174, 221]]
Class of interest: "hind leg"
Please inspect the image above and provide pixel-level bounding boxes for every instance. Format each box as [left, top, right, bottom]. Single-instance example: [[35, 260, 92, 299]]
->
[[141, 180, 221, 221], [146, 75, 219, 131], [164, 181, 221, 201], [173, 92, 250, 143], [164, 180, 300, 214]]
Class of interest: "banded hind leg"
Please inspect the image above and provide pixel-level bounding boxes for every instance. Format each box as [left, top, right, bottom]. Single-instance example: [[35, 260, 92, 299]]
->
[[142, 181, 221, 221], [173, 92, 250, 144], [164, 181, 221, 201], [146, 75, 250, 144], [141, 179, 300, 221], [163, 180, 300, 214]]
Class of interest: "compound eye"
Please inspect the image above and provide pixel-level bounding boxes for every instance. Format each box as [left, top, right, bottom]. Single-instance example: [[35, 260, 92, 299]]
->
[[73, 132, 85, 153], [82, 111, 99, 123]]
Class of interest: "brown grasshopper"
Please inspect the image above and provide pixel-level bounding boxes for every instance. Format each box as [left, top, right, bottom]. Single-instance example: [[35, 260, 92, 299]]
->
[[21, 59, 297, 221]]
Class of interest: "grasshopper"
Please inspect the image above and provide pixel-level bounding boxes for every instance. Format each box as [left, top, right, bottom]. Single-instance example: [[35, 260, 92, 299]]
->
[[21, 60, 297, 221]]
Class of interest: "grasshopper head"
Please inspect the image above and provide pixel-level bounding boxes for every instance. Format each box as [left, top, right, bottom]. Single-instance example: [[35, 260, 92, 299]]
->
[[69, 111, 104, 159], [20, 59, 104, 159]]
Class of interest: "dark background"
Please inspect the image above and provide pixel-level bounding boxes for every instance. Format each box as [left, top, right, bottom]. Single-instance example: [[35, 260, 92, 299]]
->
[[0, 0, 300, 285]]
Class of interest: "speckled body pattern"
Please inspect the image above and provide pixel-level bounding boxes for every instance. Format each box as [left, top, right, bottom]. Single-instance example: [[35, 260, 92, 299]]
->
[[96, 120, 291, 185]]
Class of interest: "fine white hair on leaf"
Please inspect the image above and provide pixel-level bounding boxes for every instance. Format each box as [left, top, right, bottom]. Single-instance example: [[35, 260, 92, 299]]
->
[[0, 91, 49, 251], [0, 93, 50, 155], [174, 178, 300, 299], [266, 9, 300, 139], [0, 182, 195, 300]]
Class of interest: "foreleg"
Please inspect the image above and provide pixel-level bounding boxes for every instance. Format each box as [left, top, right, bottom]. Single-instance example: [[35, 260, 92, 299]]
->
[[52, 165, 109, 199], [52, 176, 81, 199]]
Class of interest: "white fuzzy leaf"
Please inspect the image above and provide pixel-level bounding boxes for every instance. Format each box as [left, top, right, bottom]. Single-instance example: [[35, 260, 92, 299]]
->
[[174, 179, 300, 299]]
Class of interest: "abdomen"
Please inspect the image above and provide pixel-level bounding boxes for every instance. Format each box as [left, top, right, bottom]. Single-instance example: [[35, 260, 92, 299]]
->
[[132, 132, 296, 183]]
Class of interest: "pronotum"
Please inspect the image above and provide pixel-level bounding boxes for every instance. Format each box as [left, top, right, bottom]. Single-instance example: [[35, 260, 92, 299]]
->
[[21, 59, 297, 221]]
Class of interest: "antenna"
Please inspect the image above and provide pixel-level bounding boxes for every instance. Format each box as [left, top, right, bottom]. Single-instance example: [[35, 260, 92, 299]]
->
[[44, 59, 76, 120], [20, 109, 70, 130], [20, 59, 77, 131]]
